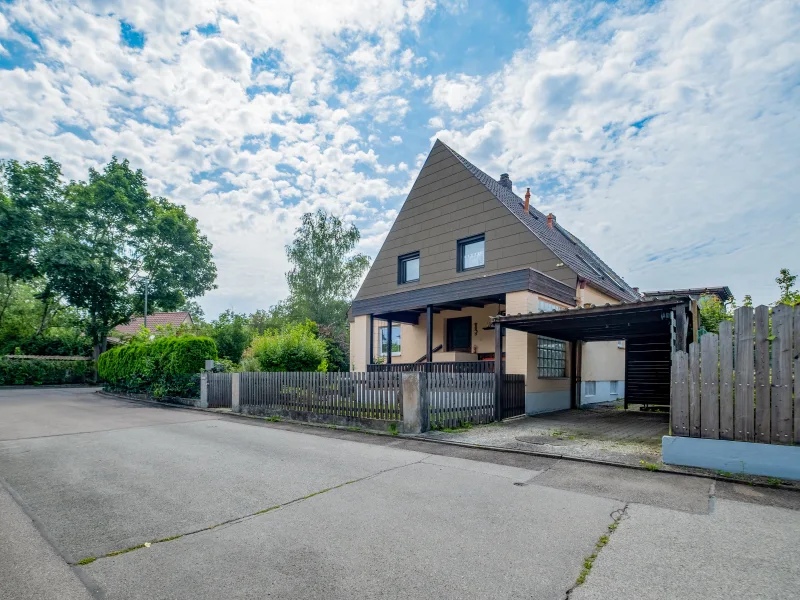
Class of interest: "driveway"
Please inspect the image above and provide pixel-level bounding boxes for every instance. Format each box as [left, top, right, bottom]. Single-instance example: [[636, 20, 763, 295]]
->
[[1, 387, 799, 600]]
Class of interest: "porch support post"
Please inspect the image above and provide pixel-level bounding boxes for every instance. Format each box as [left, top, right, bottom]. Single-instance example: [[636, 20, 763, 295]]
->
[[426, 305, 433, 363], [386, 319, 392, 364], [576, 341, 583, 408], [494, 323, 503, 421], [368, 314, 374, 366]]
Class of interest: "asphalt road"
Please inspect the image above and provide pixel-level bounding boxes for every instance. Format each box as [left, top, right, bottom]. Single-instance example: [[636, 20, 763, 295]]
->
[[1, 387, 798, 600]]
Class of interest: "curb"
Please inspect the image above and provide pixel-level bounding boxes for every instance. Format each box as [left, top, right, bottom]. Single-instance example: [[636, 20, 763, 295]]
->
[[96, 390, 799, 493], [0, 384, 100, 390]]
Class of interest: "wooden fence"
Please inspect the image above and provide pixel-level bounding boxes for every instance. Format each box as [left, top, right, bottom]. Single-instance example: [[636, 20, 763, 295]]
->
[[208, 372, 232, 408], [211, 371, 403, 421], [427, 372, 495, 428], [671, 304, 798, 445]]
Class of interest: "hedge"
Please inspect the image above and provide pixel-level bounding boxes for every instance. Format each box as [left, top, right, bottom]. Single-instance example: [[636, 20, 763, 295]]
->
[[98, 336, 217, 398], [0, 358, 95, 386]]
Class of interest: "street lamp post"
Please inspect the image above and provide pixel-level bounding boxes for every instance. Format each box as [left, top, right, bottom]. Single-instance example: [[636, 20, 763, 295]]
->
[[143, 278, 149, 329]]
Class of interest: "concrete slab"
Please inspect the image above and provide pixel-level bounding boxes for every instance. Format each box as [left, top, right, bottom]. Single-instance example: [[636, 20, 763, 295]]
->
[[571, 499, 800, 600], [0, 387, 215, 440], [420, 454, 539, 483], [0, 483, 94, 600], [82, 461, 623, 600], [531, 460, 712, 514], [0, 419, 428, 560], [714, 481, 800, 511]]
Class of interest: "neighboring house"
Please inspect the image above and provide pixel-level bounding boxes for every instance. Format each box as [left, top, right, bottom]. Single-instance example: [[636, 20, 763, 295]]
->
[[642, 287, 732, 303], [349, 140, 639, 414], [113, 311, 194, 337]]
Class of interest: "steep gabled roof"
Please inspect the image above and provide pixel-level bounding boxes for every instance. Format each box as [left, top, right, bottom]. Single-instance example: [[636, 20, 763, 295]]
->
[[439, 140, 640, 302]]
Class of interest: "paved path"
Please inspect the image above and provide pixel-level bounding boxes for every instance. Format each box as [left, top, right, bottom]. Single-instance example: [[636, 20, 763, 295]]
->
[[1, 388, 798, 599], [424, 407, 668, 465]]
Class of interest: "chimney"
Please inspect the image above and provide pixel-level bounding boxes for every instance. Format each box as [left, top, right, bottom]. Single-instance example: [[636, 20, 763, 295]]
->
[[499, 173, 512, 190], [547, 213, 555, 229], [633, 287, 641, 297], [524, 188, 531, 213]]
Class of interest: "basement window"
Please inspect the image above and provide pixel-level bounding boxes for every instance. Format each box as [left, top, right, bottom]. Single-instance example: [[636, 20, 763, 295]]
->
[[585, 381, 596, 396]]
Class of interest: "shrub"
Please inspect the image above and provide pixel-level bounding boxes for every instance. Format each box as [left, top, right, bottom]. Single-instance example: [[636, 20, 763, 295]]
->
[[98, 336, 217, 398], [242, 320, 328, 372], [0, 358, 95, 386]]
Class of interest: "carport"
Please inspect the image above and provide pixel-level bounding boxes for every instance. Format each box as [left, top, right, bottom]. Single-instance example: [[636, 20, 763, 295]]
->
[[491, 297, 696, 410]]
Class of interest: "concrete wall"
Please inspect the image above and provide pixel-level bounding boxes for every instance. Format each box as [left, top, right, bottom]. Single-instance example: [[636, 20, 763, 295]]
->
[[662, 436, 800, 480], [355, 140, 577, 302]]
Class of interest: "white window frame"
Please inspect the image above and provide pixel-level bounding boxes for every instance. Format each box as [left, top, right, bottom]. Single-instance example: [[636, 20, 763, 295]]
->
[[538, 299, 563, 313], [585, 381, 596, 396], [609, 380, 618, 395], [379, 326, 402, 357]]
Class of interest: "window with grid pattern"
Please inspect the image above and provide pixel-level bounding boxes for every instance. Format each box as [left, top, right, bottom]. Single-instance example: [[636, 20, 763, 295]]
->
[[537, 336, 566, 378]]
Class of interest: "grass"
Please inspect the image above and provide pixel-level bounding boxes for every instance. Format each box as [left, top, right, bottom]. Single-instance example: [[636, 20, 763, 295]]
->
[[265, 415, 281, 422], [388, 422, 399, 436], [767, 477, 785, 486], [76, 557, 96, 565], [430, 420, 475, 433], [572, 508, 627, 589], [639, 460, 660, 472], [346, 426, 361, 432]]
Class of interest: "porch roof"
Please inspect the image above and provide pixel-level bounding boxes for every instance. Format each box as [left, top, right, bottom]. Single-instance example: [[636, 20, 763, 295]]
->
[[351, 267, 576, 324], [491, 297, 692, 342]]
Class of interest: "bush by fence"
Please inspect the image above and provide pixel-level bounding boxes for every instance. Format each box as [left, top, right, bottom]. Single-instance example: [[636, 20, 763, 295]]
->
[[0, 357, 95, 385], [98, 336, 217, 398]]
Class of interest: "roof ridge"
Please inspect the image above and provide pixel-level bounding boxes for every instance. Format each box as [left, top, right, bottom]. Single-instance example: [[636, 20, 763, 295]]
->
[[436, 139, 639, 302]]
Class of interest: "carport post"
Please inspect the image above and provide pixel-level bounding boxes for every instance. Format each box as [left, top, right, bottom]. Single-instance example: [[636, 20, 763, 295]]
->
[[231, 373, 240, 413]]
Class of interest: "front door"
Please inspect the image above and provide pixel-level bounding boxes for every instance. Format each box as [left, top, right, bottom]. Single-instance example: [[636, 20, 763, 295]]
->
[[446, 317, 472, 352]]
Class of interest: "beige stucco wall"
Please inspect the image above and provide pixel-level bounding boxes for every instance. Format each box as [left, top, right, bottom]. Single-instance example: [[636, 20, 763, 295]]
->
[[581, 341, 625, 381], [350, 315, 371, 372], [505, 290, 572, 394], [576, 284, 626, 382]]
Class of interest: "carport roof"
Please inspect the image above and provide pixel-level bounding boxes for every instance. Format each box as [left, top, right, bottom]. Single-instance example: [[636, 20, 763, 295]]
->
[[491, 297, 691, 342]]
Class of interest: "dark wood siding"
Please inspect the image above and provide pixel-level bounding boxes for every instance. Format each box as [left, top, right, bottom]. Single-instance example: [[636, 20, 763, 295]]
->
[[355, 140, 577, 301]]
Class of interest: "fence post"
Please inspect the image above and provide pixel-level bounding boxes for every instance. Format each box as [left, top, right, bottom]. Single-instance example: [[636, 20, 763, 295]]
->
[[402, 371, 429, 434], [198, 372, 208, 409], [231, 372, 240, 413]]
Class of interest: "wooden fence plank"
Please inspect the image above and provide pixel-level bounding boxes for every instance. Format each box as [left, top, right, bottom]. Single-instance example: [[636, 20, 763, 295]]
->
[[734, 306, 755, 442], [671, 351, 689, 436], [718, 321, 734, 440], [754, 305, 770, 443], [700, 333, 719, 439], [771, 304, 793, 444], [689, 342, 701, 437], [795, 305, 800, 445]]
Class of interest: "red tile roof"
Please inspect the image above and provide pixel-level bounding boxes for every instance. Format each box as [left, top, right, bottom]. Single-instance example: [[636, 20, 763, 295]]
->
[[114, 312, 193, 335]]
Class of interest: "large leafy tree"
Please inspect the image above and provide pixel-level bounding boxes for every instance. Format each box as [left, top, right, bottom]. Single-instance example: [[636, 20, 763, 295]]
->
[[775, 268, 800, 306], [0, 157, 217, 357], [284, 209, 370, 327]]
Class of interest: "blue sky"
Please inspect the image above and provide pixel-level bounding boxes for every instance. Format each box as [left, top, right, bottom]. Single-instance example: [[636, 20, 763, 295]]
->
[[1, 0, 798, 317]]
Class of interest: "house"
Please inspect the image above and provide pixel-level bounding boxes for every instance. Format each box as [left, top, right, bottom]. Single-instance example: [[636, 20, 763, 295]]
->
[[113, 311, 194, 336], [349, 139, 640, 415]]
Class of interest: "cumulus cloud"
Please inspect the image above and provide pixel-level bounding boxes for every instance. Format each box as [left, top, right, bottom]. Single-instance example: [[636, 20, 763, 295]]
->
[[436, 0, 800, 304], [431, 74, 483, 112]]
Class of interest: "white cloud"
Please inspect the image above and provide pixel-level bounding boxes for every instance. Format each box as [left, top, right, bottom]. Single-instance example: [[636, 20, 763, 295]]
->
[[427, 116, 444, 128], [439, 0, 800, 305], [390, 135, 402, 144], [431, 73, 483, 112]]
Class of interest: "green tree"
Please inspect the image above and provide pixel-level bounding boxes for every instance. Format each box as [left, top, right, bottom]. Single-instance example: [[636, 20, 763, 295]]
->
[[284, 210, 370, 327], [241, 320, 328, 372], [742, 294, 753, 307], [775, 268, 800, 306], [209, 310, 252, 364], [698, 295, 733, 334], [178, 299, 206, 322], [0, 157, 217, 358]]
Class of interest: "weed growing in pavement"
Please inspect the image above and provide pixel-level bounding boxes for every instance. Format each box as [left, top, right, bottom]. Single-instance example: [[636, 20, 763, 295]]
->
[[639, 460, 660, 472], [265, 416, 281, 422], [76, 557, 96, 565]]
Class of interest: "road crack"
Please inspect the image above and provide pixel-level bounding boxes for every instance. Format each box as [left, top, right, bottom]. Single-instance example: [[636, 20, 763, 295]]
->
[[72, 456, 428, 566], [564, 503, 629, 599]]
